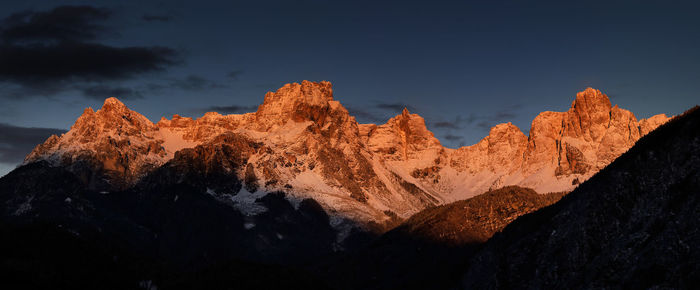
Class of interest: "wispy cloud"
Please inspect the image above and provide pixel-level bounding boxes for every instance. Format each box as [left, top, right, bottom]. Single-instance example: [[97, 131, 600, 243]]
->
[[227, 70, 243, 80], [442, 134, 466, 148], [79, 84, 144, 100], [375, 102, 416, 112], [345, 105, 384, 123], [169, 75, 226, 91], [429, 114, 476, 130], [472, 104, 523, 130], [205, 105, 257, 114], [443, 134, 463, 141], [188, 104, 258, 115]]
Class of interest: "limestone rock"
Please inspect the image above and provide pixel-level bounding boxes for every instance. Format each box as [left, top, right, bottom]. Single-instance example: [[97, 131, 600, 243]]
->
[[639, 113, 670, 135], [25, 98, 165, 189], [23, 83, 671, 226], [366, 107, 442, 161]]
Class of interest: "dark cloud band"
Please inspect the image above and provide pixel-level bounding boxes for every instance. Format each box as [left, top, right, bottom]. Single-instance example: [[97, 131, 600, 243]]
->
[[0, 43, 177, 84], [203, 105, 258, 114], [1, 5, 111, 43], [0, 5, 180, 99]]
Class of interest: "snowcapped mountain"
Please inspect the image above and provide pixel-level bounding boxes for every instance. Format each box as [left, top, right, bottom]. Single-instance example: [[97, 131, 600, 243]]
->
[[24, 81, 669, 228]]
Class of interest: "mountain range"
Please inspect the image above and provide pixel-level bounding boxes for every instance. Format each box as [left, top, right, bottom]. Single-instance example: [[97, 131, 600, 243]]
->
[[2, 80, 695, 289], [23, 81, 668, 230]]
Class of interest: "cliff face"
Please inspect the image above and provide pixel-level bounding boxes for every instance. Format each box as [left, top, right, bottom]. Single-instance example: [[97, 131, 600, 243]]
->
[[24, 82, 669, 226]]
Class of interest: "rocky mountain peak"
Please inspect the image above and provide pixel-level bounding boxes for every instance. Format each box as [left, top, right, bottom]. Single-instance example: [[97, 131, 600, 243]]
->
[[366, 108, 442, 161], [390, 107, 426, 132], [563, 87, 614, 142], [24, 97, 165, 189], [157, 114, 195, 129], [254, 80, 339, 128], [257, 81, 333, 112], [572, 87, 612, 110], [639, 113, 670, 135], [484, 123, 527, 154], [488, 122, 523, 137], [81, 97, 156, 134], [101, 97, 128, 111], [82, 107, 96, 115]]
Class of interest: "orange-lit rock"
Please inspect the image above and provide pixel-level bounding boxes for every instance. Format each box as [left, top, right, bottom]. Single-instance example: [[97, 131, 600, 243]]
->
[[24, 83, 671, 225]]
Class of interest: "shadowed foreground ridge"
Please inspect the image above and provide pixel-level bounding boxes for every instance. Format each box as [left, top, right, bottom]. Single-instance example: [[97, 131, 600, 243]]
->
[[462, 106, 700, 289], [390, 186, 565, 246], [321, 186, 565, 290]]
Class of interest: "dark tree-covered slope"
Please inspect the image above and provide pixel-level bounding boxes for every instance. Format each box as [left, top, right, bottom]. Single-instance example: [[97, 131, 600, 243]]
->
[[0, 159, 336, 289], [321, 186, 565, 290]]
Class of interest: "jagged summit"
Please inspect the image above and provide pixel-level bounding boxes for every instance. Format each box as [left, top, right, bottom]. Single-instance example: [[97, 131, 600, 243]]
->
[[365, 105, 442, 162], [23, 82, 671, 225], [256, 80, 337, 125], [101, 96, 127, 109], [71, 96, 156, 135], [572, 87, 611, 108]]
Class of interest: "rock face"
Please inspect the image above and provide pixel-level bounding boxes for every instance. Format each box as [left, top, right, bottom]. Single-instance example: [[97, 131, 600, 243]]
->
[[24, 82, 669, 228], [365, 107, 443, 162], [461, 106, 700, 289], [25, 98, 167, 190], [255, 80, 336, 127]]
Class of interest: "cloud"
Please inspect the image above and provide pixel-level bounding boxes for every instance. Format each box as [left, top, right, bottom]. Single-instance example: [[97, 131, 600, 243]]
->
[[227, 70, 243, 79], [142, 14, 172, 22], [430, 114, 477, 130], [345, 106, 384, 123], [204, 105, 258, 114], [0, 43, 177, 87], [169, 75, 225, 91], [464, 113, 477, 125], [432, 121, 460, 129], [442, 134, 466, 148], [188, 104, 258, 115], [80, 85, 143, 100], [442, 134, 463, 141], [0, 5, 179, 99], [493, 111, 516, 120], [0, 5, 111, 43], [472, 104, 523, 131], [375, 102, 416, 112], [476, 121, 492, 130], [0, 123, 66, 164]]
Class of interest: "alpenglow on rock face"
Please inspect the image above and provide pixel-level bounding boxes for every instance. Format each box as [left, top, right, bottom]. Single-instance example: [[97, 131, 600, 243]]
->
[[25, 81, 669, 227]]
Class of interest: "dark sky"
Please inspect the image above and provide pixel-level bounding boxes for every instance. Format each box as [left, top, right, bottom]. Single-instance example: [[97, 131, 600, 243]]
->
[[1, 0, 699, 176]]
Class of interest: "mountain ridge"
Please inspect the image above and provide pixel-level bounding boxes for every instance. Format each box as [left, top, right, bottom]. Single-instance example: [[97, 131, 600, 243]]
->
[[23, 81, 670, 227]]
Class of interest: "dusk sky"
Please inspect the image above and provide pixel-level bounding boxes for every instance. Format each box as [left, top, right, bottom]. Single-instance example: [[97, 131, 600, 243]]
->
[[1, 0, 698, 176]]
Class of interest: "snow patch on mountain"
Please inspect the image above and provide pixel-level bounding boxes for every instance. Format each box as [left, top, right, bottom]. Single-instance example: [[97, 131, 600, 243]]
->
[[229, 189, 268, 216]]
